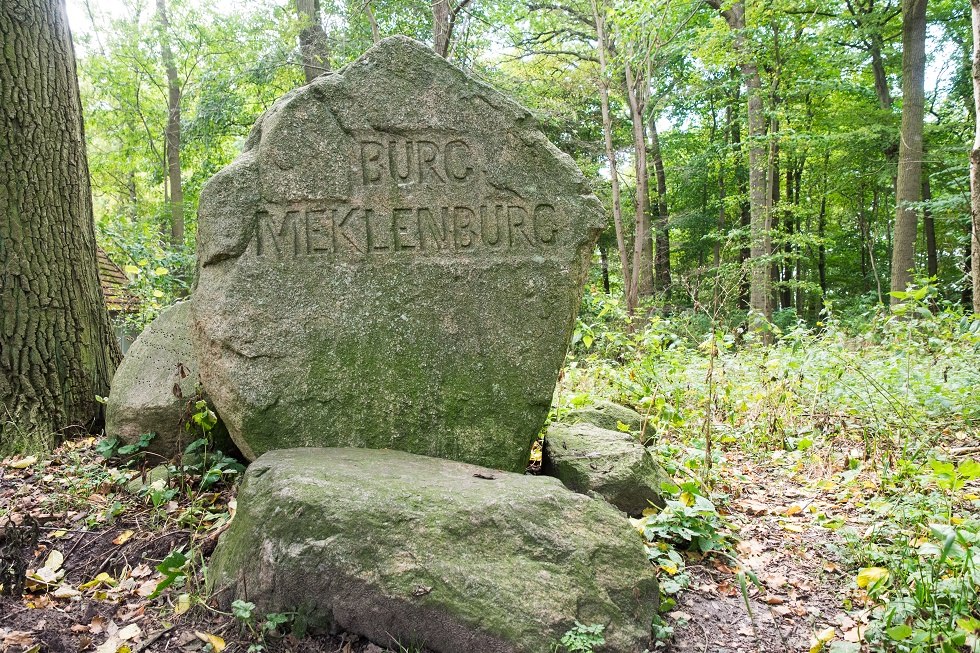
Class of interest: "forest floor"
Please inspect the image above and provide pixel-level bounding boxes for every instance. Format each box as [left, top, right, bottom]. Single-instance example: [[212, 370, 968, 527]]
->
[[3, 430, 973, 653]]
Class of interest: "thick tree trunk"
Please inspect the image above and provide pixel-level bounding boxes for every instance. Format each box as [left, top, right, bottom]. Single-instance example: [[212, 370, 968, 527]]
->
[[729, 78, 751, 308], [592, 1, 633, 313], [649, 116, 671, 294], [156, 0, 183, 247], [0, 0, 120, 447], [890, 0, 927, 303], [971, 0, 980, 313], [297, 0, 331, 82]]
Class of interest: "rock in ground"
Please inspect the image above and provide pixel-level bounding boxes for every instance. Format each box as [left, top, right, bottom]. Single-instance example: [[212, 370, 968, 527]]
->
[[208, 448, 658, 652], [543, 423, 668, 516], [106, 301, 232, 459], [191, 36, 605, 471], [563, 400, 647, 434]]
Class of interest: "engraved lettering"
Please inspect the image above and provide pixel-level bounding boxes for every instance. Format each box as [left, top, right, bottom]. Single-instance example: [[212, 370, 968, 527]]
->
[[416, 141, 447, 183], [533, 203, 559, 244], [445, 140, 474, 180], [508, 205, 536, 247], [334, 206, 365, 253], [256, 209, 301, 256], [306, 209, 333, 253], [360, 141, 384, 184], [388, 140, 414, 182], [394, 208, 419, 249], [480, 204, 503, 246], [419, 207, 450, 250], [453, 206, 477, 249]]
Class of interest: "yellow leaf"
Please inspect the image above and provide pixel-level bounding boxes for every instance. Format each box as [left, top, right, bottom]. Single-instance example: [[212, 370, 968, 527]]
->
[[783, 504, 803, 516], [659, 563, 679, 575], [680, 491, 695, 506], [43, 550, 64, 572], [9, 456, 37, 469], [153, 266, 169, 276], [79, 573, 117, 590], [809, 626, 837, 653], [124, 265, 140, 276], [780, 523, 804, 533], [152, 289, 165, 298], [174, 593, 191, 615], [964, 493, 979, 501], [52, 530, 67, 538], [113, 530, 134, 545], [951, 516, 964, 525], [195, 632, 226, 652], [856, 567, 889, 588]]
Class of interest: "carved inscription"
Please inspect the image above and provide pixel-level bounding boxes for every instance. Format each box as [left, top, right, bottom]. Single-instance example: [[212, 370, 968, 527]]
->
[[247, 133, 564, 259], [251, 202, 561, 258]]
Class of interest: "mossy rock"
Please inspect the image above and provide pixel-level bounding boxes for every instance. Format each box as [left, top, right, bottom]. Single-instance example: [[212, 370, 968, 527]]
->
[[208, 448, 658, 652], [543, 423, 668, 516], [562, 400, 646, 434]]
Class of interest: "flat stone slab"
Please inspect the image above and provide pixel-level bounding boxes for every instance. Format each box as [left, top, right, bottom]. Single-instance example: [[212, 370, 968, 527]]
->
[[208, 448, 658, 652], [544, 423, 668, 516], [191, 36, 604, 470]]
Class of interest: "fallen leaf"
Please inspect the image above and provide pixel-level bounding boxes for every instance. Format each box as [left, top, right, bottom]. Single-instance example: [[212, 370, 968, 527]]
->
[[783, 504, 803, 516], [174, 593, 191, 615], [113, 530, 134, 546], [8, 456, 37, 469], [195, 631, 225, 652], [52, 584, 82, 599], [80, 573, 117, 590], [855, 567, 889, 588]]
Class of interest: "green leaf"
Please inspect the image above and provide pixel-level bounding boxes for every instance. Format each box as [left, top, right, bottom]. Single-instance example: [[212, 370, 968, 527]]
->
[[885, 625, 913, 640]]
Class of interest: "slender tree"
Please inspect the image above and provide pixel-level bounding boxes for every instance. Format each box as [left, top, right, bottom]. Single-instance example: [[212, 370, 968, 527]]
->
[[971, 0, 980, 312], [889, 0, 927, 303], [156, 0, 184, 246], [1, 0, 120, 447], [706, 0, 771, 322], [432, 0, 473, 58]]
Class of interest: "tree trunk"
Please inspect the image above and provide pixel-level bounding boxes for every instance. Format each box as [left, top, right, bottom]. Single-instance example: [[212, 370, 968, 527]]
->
[[708, 0, 771, 322], [156, 0, 183, 247], [624, 59, 654, 303], [592, 0, 633, 314], [599, 243, 611, 294], [923, 167, 937, 278], [648, 115, 671, 294], [729, 77, 751, 308], [297, 0, 330, 82], [433, 0, 452, 58], [971, 0, 980, 313], [871, 36, 894, 110], [0, 0, 120, 448], [889, 0, 927, 303]]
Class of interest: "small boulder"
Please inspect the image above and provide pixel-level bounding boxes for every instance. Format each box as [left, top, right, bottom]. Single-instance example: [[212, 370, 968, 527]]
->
[[208, 448, 658, 653], [563, 400, 646, 434], [106, 301, 233, 459], [543, 423, 668, 516]]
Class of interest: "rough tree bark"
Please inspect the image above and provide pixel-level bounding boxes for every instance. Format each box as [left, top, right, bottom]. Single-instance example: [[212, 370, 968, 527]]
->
[[708, 0, 771, 323], [889, 0, 927, 303], [0, 0, 120, 446], [155, 0, 183, 246], [432, 0, 472, 58], [296, 0, 330, 82], [971, 0, 980, 313]]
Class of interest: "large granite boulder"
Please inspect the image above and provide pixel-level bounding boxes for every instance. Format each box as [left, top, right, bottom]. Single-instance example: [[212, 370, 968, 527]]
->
[[106, 301, 231, 459], [208, 448, 658, 653], [191, 36, 605, 470], [543, 423, 669, 516]]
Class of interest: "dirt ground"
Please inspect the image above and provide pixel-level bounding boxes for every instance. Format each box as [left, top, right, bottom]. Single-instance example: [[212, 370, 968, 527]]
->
[[1, 440, 862, 653]]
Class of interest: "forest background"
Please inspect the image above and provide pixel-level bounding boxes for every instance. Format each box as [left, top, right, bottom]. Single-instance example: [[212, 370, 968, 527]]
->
[[70, 0, 974, 330]]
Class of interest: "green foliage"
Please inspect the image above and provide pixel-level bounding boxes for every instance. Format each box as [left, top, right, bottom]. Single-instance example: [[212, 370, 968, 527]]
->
[[557, 622, 606, 653]]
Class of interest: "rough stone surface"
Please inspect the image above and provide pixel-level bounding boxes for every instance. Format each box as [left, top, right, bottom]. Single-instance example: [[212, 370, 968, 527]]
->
[[563, 400, 647, 434], [191, 37, 605, 470], [543, 423, 668, 516], [106, 301, 231, 458], [208, 448, 658, 653]]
